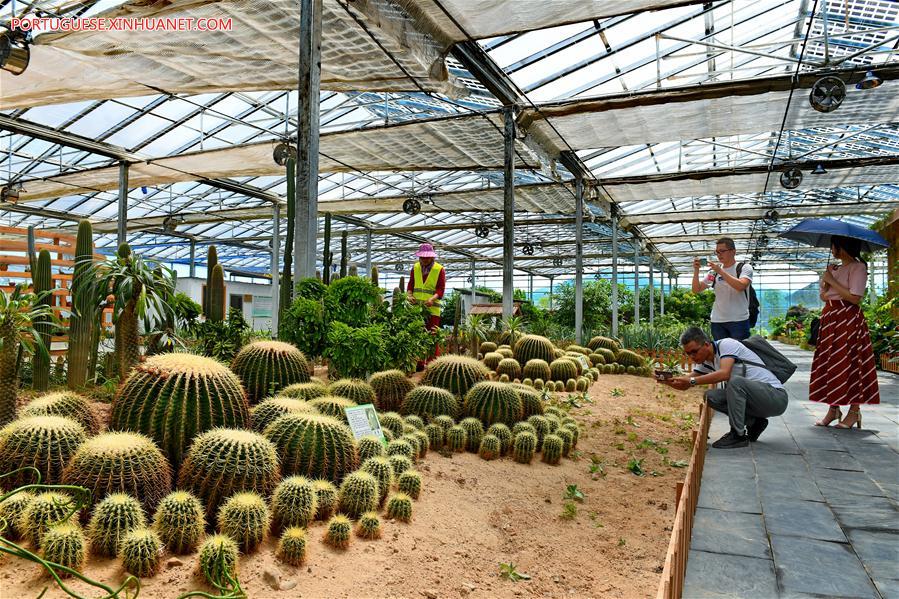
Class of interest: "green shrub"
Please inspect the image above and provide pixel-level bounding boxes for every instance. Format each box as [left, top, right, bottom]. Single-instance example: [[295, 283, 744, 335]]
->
[[279, 296, 326, 358], [325, 322, 388, 379]]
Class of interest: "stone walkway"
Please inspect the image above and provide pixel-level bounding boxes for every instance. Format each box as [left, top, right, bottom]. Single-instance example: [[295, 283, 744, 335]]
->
[[683, 342, 899, 599]]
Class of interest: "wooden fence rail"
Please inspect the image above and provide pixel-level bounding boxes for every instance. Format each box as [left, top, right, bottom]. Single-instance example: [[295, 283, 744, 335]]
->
[[656, 400, 712, 599]]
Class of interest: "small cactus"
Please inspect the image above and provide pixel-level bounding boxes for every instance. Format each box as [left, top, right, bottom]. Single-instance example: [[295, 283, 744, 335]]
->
[[486, 423, 513, 455], [19, 391, 101, 434], [62, 432, 172, 513], [217, 491, 270, 552], [401, 386, 459, 422], [251, 396, 318, 432], [479, 342, 498, 355], [0, 491, 34, 540], [446, 426, 467, 453], [478, 434, 501, 460], [422, 356, 490, 398], [544, 406, 564, 419], [541, 434, 564, 465], [20, 492, 76, 546], [563, 422, 579, 448], [496, 358, 522, 381], [119, 528, 162, 577], [338, 471, 379, 519], [512, 421, 536, 437], [379, 412, 405, 437], [328, 379, 377, 405], [565, 378, 577, 392], [231, 341, 311, 404], [368, 370, 414, 412], [397, 470, 422, 500], [271, 476, 317, 531], [386, 439, 415, 461], [403, 414, 425, 430], [497, 348, 514, 359], [533, 379, 544, 391], [513, 432, 537, 464], [308, 395, 357, 423], [459, 418, 484, 452], [546, 415, 561, 433], [432, 414, 455, 432], [355, 511, 381, 540], [278, 381, 329, 401], [385, 493, 413, 523], [412, 430, 429, 459], [361, 457, 394, 505], [388, 455, 413, 476], [589, 353, 606, 366], [153, 491, 205, 554], [41, 522, 86, 577], [87, 493, 146, 557], [324, 514, 352, 549], [198, 534, 239, 587], [177, 428, 280, 521], [616, 349, 644, 369], [276, 527, 308, 565], [0, 415, 87, 489], [527, 415, 549, 449], [555, 427, 574, 457], [400, 434, 421, 459], [263, 413, 358, 482], [312, 480, 338, 521], [498, 374, 510, 383], [382, 428, 395, 441], [482, 352, 503, 371], [357, 435, 386, 462]]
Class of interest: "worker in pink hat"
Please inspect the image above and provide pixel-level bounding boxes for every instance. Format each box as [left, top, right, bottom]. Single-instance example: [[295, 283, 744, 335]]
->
[[407, 243, 445, 364]]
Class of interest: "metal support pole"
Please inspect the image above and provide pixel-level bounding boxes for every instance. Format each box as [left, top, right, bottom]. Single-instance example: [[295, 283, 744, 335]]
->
[[634, 244, 640, 324], [117, 161, 128, 246], [549, 276, 554, 311], [502, 106, 515, 319], [660, 267, 665, 316], [612, 218, 619, 338], [189, 239, 196, 278], [470, 260, 476, 314], [649, 254, 655, 325], [271, 204, 281, 337], [294, 0, 322, 280], [365, 229, 373, 278], [575, 179, 584, 344], [528, 274, 533, 302]]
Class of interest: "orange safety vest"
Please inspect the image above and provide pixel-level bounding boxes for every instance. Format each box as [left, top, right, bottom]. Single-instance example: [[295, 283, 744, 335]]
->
[[413, 262, 443, 316]]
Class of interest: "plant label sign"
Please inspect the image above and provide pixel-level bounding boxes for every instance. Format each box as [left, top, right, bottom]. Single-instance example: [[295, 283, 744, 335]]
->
[[345, 404, 386, 443], [574, 355, 591, 371]]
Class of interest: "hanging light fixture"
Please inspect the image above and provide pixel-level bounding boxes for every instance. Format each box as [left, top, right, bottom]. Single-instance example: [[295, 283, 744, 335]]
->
[[856, 70, 883, 90], [0, 30, 30, 76], [811, 163, 827, 175]]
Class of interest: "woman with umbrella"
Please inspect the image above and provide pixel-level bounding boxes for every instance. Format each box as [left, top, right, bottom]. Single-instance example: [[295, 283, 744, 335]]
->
[[781, 220, 883, 428]]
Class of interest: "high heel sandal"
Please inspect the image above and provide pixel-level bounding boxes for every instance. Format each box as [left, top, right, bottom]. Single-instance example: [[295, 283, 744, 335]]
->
[[836, 408, 862, 429], [815, 406, 841, 427]]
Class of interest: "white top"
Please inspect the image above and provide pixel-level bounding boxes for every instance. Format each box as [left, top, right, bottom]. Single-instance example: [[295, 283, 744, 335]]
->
[[703, 262, 754, 323], [693, 338, 784, 389]]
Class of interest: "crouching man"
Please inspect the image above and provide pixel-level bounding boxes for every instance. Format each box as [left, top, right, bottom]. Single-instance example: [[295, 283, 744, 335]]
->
[[659, 327, 788, 449]]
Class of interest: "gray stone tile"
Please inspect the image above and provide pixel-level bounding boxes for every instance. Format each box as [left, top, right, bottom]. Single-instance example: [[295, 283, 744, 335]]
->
[[874, 579, 899, 599], [845, 529, 899, 583], [690, 508, 770, 560], [803, 449, 864, 472], [770, 535, 878, 598], [751, 438, 803, 455], [812, 468, 888, 502], [830, 496, 899, 531], [757, 473, 825, 503], [763, 498, 846, 543], [698, 474, 762, 514], [682, 550, 778, 599]]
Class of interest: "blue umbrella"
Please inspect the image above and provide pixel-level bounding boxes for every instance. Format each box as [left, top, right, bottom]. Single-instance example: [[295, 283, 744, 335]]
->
[[779, 218, 889, 253]]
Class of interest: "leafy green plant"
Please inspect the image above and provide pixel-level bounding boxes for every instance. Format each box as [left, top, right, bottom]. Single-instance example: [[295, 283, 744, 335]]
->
[[589, 455, 606, 477], [627, 456, 645, 476], [618, 538, 627, 547], [610, 387, 624, 397], [564, 484, 585, 502], [380, 298, 440, 373], [499, 562, 531, 582], [193, 308, 252, 362], [279, 296, 326, 358], [462, 314, 490, 357], [324, 276, 380, 325], [325, 322, 387, 379], [295, 277, 326, 301], [560, 502, 577, 520]]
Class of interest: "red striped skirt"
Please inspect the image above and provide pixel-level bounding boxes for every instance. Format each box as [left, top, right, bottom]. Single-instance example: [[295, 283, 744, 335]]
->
[[809, 300, 880, 406]]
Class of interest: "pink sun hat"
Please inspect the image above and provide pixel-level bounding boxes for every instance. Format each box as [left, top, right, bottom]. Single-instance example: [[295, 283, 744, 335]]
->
[[415, 243, 437, 258]]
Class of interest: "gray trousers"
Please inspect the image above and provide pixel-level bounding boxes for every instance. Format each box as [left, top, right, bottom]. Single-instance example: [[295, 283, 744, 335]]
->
[[704, 375, 789, 434]]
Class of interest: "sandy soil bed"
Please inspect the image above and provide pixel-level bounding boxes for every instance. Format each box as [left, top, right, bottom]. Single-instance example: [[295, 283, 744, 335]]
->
[[1, 374, 705, 599]]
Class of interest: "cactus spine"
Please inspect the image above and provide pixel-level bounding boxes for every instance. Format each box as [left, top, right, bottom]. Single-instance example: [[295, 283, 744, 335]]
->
[[32, 249, 52, 391], [0, 416, 86, 489], [478, 434, 501, 460], [324, 514, 352, 549], [312, 479, 338, 521], [340, 230, 348, 278], [271, 476, 317, 531], [153, 491, 205, 554], [198, 534, 239, 587], [41, 522, 86, 576], [513, 431, 537, 464], [87, 493, 146, 557], [541, 434, 563, 465], [446, 425, 467, 453], [276, 527, 307, 565], [207, 264, 225, 322], [68, 220, 95, 389], [385, 493, 413, 522], [397, 470, 421, 499], [356, 511, 381, 540], [263, 413, 358, 482], [337, 471, 379, 519], [217, 492, 269, 552], [231, 341, 311, 404]]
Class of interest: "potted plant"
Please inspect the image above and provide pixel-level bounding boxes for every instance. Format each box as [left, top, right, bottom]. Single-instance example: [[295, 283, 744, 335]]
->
[[654, 354, 683, 381]]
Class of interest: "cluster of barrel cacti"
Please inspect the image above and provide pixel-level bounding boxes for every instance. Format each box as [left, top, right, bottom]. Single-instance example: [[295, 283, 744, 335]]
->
[[231, 341, 311, 403]]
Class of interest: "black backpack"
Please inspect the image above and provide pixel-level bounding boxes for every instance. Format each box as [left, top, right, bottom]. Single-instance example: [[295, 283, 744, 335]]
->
[[712, 262, 759, 328]]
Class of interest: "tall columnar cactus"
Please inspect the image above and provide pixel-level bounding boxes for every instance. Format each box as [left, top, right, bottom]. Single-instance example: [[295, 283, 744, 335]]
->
[[361, 457, 394, 505], [20, 491, 76, 546], [0, 416, 87, 489], [446, 425, 467, 453], [459, 417, 484, 452], [541, 434, 564, 465], [271, 476, 317, 532], [422, 356, 490, 398], [588, 336, 621, 353], [231, 340, 311, 404], [370, 265, 379, 286], [337, 471, 379, 519], [478, 434, 501, 460], [111, 353, 250, 464], [207, 264, 225, 323], [0, 491, 35, 540], [379, 412, 405, 437], [312, 479, 338, 521], [550, 359, 578, 382], [204, 246, 218, 316], [523, 359, 552, 382], [486, 423, 513, 455], [400, 386, 459, 422], [153, 491, 205, 554], [62, 432, 172, 513], [87, 493, 146, 557], [616, 349, 645, 369], [198, 534, 239, 587], [385, 493, 413, 522], [19, 391, 101, 434], [276, 527, 308, 565], [41, 522, 86, 577], [177, 428, 281, 521], [120, 528, 162, 577], [513, 335, 556, 365], [340, 230, 349, 278], [513, 431, 537, 464], [397, 470, 421, 500], [357, 435, 386, 463], [510, 384, 544, 419], [328, 379, 377, 405], [324, 514, 352, 549], [279, 381, 329, 401], [217, 492, 270, 553], [263, 413, 358, 482], [496, 358, 522, 381], [68, 220, 95, 390], [308, 395, 357, 422], [32, 249, 52, 391], [463, 382, 523, 428], [251, 396, 317, 433], [368, 370, 415, 412]]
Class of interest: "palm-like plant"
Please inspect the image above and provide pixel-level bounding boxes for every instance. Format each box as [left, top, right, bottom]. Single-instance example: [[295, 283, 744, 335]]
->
[[462, 314, 490, 357], [0, 285, 54, 424], [78, 243, 175, 379], [500, 315, 526, 350]]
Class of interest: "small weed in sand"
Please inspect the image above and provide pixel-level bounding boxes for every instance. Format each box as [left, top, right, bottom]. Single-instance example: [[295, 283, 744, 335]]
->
[[560, 502, 578, 520], [627, 456, 645, 476], [666, 458, 689, 468], [618, 538, 627, 547], [589, 455, 606, 477], [564, 485, 585, 502], [624, 415, 639, 427], [610, 388, 625, 397], [499, 562, 531, 582]]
